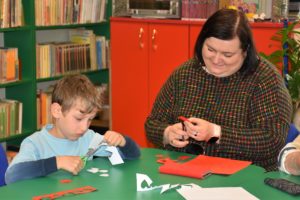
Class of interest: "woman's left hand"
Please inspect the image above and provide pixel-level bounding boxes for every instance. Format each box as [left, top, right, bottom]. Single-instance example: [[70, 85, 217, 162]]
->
[[184, 117, 217, 142]]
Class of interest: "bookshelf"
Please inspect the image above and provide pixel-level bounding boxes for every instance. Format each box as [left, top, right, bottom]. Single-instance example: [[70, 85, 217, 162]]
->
[[0, 0, 111, 144]]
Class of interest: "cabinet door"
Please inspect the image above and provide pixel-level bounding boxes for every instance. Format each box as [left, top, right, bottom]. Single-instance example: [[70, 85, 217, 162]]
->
[[149, 23, 189, 109], [110, 20, 149, 147]]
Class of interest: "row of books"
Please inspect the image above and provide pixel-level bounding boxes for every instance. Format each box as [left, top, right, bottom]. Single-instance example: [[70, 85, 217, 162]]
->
[[0, 0, 24, 28], [35, 0, 107, 26], [182, 0, 273, 20], [36, 90, 52, 129], [0, 47, 19, 84], [36, 29, 109, 79], [0, 99, 22, 138], [182, 0, 219, 20]]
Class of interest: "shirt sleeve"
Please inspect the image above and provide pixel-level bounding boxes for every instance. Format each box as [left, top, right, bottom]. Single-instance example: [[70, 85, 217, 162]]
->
[[118, 136, 141, 160], [5, 157, 57, 184]]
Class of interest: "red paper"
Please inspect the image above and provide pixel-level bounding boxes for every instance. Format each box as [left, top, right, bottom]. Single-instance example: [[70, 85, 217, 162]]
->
[[159, 155, 251, 179], [60, 179, 72, 184], [32, 185, 97, 200]]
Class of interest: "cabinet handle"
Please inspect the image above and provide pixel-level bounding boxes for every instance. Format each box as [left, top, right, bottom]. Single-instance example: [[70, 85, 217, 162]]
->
[[152, 29, 157, 50], [139, 28, 144, 48]]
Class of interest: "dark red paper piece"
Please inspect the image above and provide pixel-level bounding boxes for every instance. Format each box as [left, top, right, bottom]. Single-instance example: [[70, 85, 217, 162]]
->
[[32, 185, 97, 200], [60, 179, 72, 184]]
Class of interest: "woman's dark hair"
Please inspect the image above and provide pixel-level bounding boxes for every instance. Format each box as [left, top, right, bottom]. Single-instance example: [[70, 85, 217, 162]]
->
[[194, 8, 259, 75]]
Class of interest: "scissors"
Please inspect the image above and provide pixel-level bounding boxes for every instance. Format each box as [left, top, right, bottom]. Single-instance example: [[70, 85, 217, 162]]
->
[[81, 139, 106, 167]]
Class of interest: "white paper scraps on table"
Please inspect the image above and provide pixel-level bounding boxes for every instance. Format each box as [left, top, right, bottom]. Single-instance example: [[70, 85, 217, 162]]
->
[[87, 167, 99, 173], [160, 184, 180, 194], [99, 173, 109, 177], [137, 173, 159, 191], [99, 169, 108, 173], [106, 146, 124, 165], [87, 167, 109, 176], [136, 173, 180, 194], [177, 186, 259, 200]]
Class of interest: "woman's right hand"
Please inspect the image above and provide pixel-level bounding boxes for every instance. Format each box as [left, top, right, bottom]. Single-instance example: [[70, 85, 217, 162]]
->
[[163, 123, 189, 148]]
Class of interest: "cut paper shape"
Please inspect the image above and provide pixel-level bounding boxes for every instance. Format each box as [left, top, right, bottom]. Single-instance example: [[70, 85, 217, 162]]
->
[[99, 169, 108, 173], [136, 173, 180, 194], [177, 186, 259, 200], [159, 155, 251, 179], [60, 179, 72, 184], [177, 155, 191, 161], [87, 168, 99, 173], [32, 185, 97, 200], [160, 184, 180, 194], [137, 173, 159, 191], [106, 146, 124, 165], [99, 173, 109, 177]]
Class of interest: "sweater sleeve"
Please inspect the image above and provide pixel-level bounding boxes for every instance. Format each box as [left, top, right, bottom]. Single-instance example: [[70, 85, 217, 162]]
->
[[118, 136, 141, 160], [5, 157, 57, 184]]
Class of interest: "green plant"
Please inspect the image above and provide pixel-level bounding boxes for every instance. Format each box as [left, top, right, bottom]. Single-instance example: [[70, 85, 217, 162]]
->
[[260, 21, 300, 105]]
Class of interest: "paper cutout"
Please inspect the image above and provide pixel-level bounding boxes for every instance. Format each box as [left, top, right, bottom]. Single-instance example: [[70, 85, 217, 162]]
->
[[87, 168, 99, 173], [32, 185, 97, 200], [137, 173, 158, 191], [99, 174, 109, 177], [177, 186, 259, 200], [136, 173, 180, 194], [87, 167, 109, 177], [177, 155, 191, 161], [158, 155, 251, 179], [106, 146, 124, 165], [60, 179, 72, 184]]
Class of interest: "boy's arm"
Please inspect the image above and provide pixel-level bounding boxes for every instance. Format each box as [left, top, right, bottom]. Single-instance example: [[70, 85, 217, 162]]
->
[[118, 136, 141, 160], [5, 157, 57, 184]]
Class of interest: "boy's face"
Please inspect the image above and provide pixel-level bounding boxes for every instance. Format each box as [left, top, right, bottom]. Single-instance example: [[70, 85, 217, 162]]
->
[[50, 100, 98, 140]]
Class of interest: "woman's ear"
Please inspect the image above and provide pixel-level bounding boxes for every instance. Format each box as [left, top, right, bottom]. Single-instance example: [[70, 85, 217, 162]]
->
[[51, 102, 62, 118]]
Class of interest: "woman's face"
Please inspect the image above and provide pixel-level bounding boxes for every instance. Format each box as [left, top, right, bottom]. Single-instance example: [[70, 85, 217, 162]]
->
[[202, 36, 246, 77]]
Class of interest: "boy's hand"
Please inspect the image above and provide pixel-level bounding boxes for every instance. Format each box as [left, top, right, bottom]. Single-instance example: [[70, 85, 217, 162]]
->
[[104, 131, 126, 147], [56, 156, 83, 175]]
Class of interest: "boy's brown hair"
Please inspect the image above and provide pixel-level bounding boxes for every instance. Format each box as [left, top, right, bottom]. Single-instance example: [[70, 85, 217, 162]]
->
[[52, 74, 102, 113]]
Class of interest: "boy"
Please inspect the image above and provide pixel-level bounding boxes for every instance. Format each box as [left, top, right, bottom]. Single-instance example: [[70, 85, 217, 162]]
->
[[5, 74, 140, 184]]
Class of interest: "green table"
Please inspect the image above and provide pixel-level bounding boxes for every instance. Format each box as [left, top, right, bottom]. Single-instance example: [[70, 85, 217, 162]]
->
[[0, 148, 299, 199]]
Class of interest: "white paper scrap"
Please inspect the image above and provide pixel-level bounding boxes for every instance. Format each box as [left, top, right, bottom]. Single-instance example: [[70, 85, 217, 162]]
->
[[160, 184, 180, 194], [100, 173, 109, 177], [87, 167, 99, 173], [136, 173, 159, 191], [99, 169, 109, 173], [177, 186, 259, 200], [106, 146, 124, 165], [136, 173, 180, 194]]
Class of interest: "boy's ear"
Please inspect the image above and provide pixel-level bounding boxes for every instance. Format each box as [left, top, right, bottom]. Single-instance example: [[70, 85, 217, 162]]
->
[[51, 102, 62, 118]]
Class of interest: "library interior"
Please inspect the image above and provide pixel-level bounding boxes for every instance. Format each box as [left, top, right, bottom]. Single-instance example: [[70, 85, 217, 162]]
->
[[1, 0, 300, 199]]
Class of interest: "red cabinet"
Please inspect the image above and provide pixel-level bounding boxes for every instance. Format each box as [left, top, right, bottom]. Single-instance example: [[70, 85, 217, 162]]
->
[[111, 18, 189, 147]]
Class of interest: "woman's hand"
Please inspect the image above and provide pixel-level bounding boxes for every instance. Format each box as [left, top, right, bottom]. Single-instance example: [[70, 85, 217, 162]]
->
[[163, 123, 189, 148], [184, 117, 220, 142]]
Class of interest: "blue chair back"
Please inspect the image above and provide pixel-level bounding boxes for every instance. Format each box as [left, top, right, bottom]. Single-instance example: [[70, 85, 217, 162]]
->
[[0, 145, 8, 186], [286, 124, 300, 144]]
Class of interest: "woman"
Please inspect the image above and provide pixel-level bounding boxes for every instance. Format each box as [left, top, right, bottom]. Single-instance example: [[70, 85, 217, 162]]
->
[[145, 9, 292, 171]]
